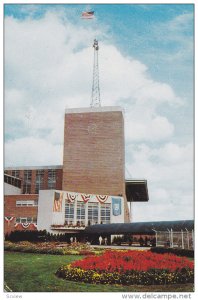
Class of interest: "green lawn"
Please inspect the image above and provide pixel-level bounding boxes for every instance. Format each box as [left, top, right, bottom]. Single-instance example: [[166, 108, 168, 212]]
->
[[4, 251, 194, 292]]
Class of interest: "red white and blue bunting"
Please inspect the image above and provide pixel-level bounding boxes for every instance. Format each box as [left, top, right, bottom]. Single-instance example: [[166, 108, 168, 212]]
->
[[66, 192, 78, 203], [80, 194, 92, 203], [14, 223, 37, 229], [21, 223, 31, 229], [96, 195, 109, 203], [64, 191, 109, 203], [4, 216, 15, 222]]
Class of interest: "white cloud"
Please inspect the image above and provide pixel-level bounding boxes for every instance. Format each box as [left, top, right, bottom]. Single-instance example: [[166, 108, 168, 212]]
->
[[5, 11, 181, 158], [5, 137, 63, 166], [127, 142, 193, 221]]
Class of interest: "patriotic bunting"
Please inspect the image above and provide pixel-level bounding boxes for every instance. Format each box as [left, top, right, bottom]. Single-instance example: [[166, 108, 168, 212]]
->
[[4, 216, 14, 222], [66, 192, 78, 203], [96, 195, 109, 203], [81, 194, 92, 203], [14, 223, 37, 229], [63, 191, 109, 203], [21, 223, 30, 229]]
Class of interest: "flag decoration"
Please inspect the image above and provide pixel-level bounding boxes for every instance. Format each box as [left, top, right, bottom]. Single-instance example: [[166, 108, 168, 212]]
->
[[81, 11, 94, 19], [53, 190, 119, 205], [21, 223, 30, 229], [96, 195, 109, 203], [81, 194, 92, 203], [66, 192, 78, 203], [4, 216, 14, 222], [53, 192, 63, 212], [112, 198, 122, 216]]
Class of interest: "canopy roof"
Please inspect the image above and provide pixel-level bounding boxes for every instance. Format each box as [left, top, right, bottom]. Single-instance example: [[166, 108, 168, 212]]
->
[[84, 220, 194, 235], [125, 179, 149, 202]]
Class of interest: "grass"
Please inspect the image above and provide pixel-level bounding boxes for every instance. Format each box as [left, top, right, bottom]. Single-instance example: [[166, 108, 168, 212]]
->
[[4, 251, 194, 292]]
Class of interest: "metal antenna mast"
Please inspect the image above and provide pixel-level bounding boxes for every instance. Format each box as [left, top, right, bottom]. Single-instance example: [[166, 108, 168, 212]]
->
[[90, 39, 101, 107]]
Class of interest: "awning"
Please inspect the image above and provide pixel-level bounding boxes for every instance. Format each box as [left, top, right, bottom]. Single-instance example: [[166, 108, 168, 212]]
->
[[125, 179, 149, 202], [84, 220, 194, 235]]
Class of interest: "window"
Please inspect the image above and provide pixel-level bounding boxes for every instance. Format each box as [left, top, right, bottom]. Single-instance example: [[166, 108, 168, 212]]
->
[[65, 202, 74, 225], [22, 170, 32, 194], [15, 217, 37, 224], [4, 174, 21, 189], [76, 202, 85, 226], [100, 203, 111, 224], [88, 202, 99, 225], [48, 169, 56, 189], [16, 200, 38, 207], [12, 170, 20, 178], [35, 170, 44, 194]]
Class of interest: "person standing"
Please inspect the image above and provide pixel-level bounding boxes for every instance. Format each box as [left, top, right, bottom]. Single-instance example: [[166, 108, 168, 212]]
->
[[99, 236, 103, 245]]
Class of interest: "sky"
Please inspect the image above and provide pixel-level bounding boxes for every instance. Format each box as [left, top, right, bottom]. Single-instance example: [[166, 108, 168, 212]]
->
[[4, 3, 194, 222]]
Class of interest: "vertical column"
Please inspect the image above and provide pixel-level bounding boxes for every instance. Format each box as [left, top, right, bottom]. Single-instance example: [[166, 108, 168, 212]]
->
[[44, 169, 48, 190], [170, 229, 174, 248], [181, 230, 184, 249], [73, 200, 77, 226], [85, 202, 88, 226], [31, 170, 36, 194], [19, 170, 24, 193], [98, 202, 101, 224], [186, 229, 190, 249]]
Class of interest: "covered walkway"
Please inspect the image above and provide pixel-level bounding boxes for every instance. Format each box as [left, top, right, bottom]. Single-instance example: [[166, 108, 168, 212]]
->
[[84, 220, 194, 235]]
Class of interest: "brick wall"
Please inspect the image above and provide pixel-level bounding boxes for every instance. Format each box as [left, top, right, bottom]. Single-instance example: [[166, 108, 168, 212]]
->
[[62, 108, 126, 196], [4, 194, 38, 235], [4, 168, 63, 194], [56, 169, 63, 190]]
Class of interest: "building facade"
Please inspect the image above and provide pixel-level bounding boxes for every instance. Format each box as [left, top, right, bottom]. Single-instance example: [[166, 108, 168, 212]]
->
[[4, 194, 38, 235], [37, 190, 126, 234], [5, 166, 63, 194], [63, 107, 125, 196], [4, 106, 149, 235]]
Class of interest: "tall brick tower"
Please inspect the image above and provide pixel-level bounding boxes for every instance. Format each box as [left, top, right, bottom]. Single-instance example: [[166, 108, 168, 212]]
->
[[62, 106, 125, 197], [62, 40, 130, 223]]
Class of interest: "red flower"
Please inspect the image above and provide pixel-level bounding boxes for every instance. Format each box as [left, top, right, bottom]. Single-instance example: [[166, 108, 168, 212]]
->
[[71, 250, 194, 273]]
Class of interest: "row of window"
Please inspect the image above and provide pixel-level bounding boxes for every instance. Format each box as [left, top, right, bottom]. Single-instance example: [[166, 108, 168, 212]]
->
[[8, 169, 57, 194], [65, 202, 111, 226], [15, 217, 37, 224], [4, 174, 22, 189], [16, 200, 38, 207]]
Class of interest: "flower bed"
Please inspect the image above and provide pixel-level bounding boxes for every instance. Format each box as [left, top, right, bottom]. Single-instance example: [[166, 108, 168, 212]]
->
[[56, 250, 194, 285], [4, 241, 102, 256]]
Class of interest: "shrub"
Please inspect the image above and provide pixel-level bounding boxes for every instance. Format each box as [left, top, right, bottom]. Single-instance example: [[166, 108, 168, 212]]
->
[[150, 247, 194, 258], [4, 241, 100, 256], [5, 230, 75, 243]]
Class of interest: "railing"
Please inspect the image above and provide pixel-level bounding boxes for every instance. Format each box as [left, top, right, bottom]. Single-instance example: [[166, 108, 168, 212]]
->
[[51, 224, 85, 230], [155, 229, 194, 250]]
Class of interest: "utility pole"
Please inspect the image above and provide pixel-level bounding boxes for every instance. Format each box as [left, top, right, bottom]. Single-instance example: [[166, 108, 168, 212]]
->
[[90, 39, 101, 107]]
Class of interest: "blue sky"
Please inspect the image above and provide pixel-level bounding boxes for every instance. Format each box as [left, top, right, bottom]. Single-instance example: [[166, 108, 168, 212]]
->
[[4, 3, 194, 222]]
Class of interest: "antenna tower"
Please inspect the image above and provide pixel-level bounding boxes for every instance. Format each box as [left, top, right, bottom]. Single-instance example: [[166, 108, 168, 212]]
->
[[90, 39, 101, 107]]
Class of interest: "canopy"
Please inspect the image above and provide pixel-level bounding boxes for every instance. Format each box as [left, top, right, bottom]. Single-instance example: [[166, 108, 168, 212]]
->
[[125, 179, 149, 202], [84, 220, 194, 235]]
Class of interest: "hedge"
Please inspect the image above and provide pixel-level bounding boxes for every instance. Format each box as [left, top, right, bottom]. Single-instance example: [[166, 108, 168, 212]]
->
[[150, 247, 194, 258]]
